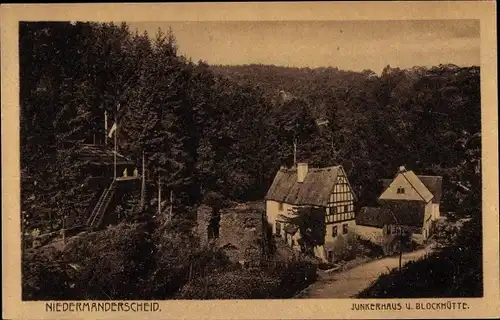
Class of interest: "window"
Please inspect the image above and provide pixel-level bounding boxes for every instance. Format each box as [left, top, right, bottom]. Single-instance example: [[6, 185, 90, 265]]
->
[[327, 251, 333, 262], [344, 205, 349, 212], [387, 225, 391, 235], [278, 202, 284, 211], [397, 187, 406, 194], [342, 223, 348, 234], [276, 222, 281, 235], [332, 225, 338, 237]]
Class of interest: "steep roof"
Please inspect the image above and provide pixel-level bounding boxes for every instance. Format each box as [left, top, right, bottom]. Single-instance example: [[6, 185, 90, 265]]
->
[[380, 174, 442, 203], [356, 207, 392, 228], [400, 171, 434, 203], [265, 166, 343, 207], [417, 175, 443, 203], [357, 201, 425, 229]]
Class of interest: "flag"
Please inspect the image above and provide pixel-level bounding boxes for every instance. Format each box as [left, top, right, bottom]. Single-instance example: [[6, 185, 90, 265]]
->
[[107, 103, 121, 138], [108, 122, 117, 138]]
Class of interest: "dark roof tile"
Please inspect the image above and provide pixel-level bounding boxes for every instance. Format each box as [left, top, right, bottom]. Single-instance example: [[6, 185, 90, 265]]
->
[[417, 175, 443, 203], [357, 201, 425, 229], [265, 166, 342, 206]]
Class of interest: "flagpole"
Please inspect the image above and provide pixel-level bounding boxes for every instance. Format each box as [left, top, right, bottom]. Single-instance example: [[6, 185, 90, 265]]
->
[[104, 110, 108, 146], [158, 174, 161, 215], [141, 150, 146, 210]]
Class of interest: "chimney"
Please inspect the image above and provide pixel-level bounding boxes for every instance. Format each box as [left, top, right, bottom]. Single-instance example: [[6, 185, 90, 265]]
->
[[297, 163, 308, 183], [399, 165, 407, 173]]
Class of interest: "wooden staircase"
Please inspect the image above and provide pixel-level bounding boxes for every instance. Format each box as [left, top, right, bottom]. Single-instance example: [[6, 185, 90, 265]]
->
[[87, 180, 116, 230]]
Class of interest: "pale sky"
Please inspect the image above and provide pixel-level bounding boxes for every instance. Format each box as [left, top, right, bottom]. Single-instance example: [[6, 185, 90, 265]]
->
[[127, 20, 479, 73]]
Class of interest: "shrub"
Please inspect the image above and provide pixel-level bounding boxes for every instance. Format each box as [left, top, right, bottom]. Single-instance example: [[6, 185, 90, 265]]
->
[[22, 246, 73, 300], [357, 217, 482, 298], [331, 234, 382, 262], [268, 260, 317, 298], [179, 269, 280, 299]]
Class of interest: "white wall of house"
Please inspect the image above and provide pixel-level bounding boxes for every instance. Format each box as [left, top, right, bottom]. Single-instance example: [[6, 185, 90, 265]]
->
[[420, 202, 436, 240], [313, 245, 326, 261], [265, 200, 297, 232], [321, 220, 357, 262], [412, 233, 424, 244], [266, 200, 302, 250], [432, 203, 440, 220], [325, 220, 356, 243], [355, 224, 385, 245], [283, 230, 301, 250]]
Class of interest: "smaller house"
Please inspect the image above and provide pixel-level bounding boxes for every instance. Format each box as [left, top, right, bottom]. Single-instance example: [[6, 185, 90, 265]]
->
[[355, 166, 443, 247]]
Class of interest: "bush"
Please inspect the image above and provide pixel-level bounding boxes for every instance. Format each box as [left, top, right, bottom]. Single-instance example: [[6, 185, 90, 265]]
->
[[357, 217, 482, 298], [331, 234, 383, 263], [23, 222, 156, 300], [22, 246, 73, 300], [65, 222, 155, 300], [179, 269, 280, 299], [178, 257, 317, 299], [268, 260, 317, 298]]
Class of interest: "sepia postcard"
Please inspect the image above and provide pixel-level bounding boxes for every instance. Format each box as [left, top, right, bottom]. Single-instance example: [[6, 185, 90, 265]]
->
[[1, 2, 499, 319]]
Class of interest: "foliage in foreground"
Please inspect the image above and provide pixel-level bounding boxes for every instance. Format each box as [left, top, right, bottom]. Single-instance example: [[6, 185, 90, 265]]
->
[[179, 260, 317, 299], [357, 217, 482, 298], [22, 212, 317, 300]]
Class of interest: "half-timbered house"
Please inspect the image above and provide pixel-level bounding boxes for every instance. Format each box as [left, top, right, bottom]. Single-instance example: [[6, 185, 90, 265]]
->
[[265, 163, 356, 262]]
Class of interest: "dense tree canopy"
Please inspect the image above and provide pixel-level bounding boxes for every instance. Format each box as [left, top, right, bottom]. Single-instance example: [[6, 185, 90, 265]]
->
[[20, 21, 482, 301], [21, 22, 481, 231]]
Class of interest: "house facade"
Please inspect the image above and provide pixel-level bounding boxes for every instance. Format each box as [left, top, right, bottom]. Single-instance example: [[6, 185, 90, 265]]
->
[[355, 166, 443, 246], [265, 163, 356, 262]]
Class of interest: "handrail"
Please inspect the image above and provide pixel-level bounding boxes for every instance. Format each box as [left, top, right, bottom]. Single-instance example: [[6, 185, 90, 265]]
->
[[86, 186, 108, 225], [90, 187, 110, 227], [90, 180, 116, 228]]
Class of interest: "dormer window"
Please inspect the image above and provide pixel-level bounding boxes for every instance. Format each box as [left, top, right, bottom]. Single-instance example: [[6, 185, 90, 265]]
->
[[397, 187, 405, 194]]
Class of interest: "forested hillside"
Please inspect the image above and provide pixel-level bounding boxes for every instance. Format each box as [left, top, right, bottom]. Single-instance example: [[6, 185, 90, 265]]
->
[[211, 63, 481, 211], [22, 23, 481, 223], [20, 21, 482, 300]]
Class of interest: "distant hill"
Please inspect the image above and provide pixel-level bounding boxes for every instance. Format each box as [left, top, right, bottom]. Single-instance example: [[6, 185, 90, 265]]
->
[[210, 64, 377, 118]]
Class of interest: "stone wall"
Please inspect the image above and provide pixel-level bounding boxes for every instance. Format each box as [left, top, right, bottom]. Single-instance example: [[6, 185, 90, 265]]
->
[[196, 205, 212, 247], [196, 203, 266, 265]]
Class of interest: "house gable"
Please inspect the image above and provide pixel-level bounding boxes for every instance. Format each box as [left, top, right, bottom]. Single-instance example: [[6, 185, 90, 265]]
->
[[379, 171, 434, 203], [325, 167, 355, 223]]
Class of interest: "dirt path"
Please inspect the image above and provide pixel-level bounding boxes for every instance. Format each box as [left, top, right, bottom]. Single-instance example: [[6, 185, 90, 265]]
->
[[297, 245, 434, 298]]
